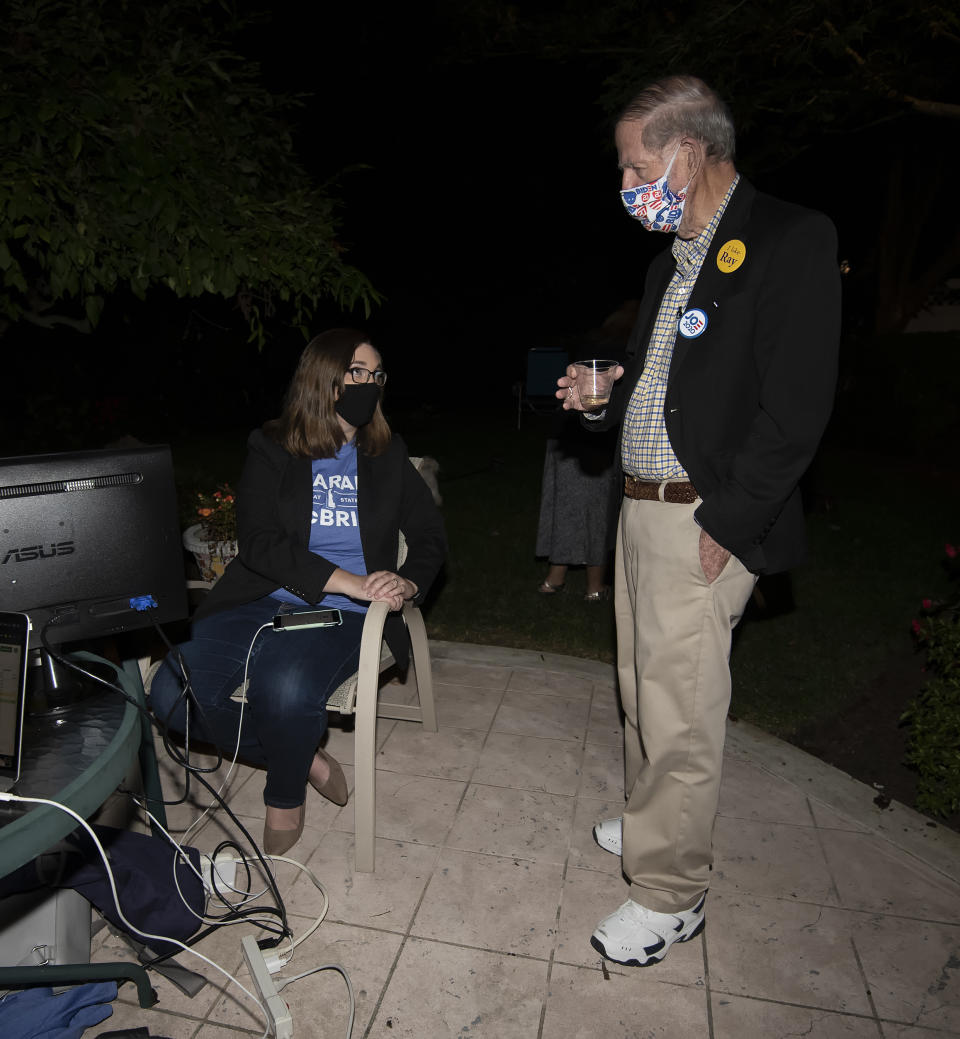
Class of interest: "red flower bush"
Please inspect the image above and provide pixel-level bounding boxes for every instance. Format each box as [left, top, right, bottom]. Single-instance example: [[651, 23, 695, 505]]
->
[[195, 484, 237, 544]]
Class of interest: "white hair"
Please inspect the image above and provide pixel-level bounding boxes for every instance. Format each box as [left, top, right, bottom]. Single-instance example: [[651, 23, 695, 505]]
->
[[619, 75, 736, 162]]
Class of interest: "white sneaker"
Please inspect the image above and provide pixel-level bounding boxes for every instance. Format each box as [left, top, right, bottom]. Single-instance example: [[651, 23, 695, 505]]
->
[[593, 817, 622, 855], [590, 895, 706, 967]]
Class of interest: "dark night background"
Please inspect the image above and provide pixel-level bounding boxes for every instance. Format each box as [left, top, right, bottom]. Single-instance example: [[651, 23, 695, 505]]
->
[[234, 17, 663, 412], [4, 1, 960, 824], [4, 2, 957, 448]]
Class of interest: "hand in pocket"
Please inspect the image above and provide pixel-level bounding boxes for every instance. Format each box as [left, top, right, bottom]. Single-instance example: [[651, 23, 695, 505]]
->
[[699, 529, 731, 584]]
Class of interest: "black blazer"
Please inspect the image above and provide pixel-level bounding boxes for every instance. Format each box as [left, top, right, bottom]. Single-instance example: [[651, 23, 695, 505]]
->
[[195, 429, 447, 666], [595, 178, 841, 574]]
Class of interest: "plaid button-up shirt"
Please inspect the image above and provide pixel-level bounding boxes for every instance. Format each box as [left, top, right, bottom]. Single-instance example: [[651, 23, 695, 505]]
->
[[621, 175, 740, 480]]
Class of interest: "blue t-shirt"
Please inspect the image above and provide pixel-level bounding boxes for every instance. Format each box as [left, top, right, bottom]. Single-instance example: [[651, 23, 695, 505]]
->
[[272, 441, 366, 614]]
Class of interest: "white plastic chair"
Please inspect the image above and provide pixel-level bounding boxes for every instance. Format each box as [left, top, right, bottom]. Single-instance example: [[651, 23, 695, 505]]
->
[[325, 594, 436, 871], [326, 455, 439, 871]]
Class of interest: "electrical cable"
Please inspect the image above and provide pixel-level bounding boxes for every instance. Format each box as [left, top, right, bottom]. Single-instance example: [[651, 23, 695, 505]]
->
[[39, 615, 292, 947], [38, 616, 226, 807], [38, 621, 146, 714], [150, 622, 296, 946], [153, 627, 229, 811], [40, 615, 341, 956], [175, 622, 271, 851], [33, 622, 357, 1034], [140, 807, 284, 932], [157, 763, 291, 950], [119, 793, 288, 952], [0, 790, 271, 1039], [259, 854, 330, 957], [208, 838, 258, 909], [146, 619, 297, 950], [42, 614, 238, 814], [276, 963, 355, 1039], [184, 850, 353, 1037], [150, 620, 227, 805]]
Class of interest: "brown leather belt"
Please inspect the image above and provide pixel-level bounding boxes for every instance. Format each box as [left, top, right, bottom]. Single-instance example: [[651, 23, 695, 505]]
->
[[624, 476, 699, 504]]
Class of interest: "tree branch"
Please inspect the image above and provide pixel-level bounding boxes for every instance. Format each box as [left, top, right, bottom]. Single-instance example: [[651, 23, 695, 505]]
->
[[903, 96, 960, 119], [22, 311, 92, 333], [823, 19, 960, 120]]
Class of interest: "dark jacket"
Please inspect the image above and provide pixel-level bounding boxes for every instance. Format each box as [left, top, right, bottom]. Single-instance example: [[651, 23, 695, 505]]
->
[[593, 178, 841, 574], [195, 428, 446, 665]]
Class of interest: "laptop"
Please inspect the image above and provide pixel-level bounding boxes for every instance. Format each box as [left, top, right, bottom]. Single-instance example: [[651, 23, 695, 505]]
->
[[0, 612, 30, 793]]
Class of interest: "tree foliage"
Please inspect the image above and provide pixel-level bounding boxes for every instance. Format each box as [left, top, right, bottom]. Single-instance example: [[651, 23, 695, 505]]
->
[[439, 0, 960, 154], [0, 0, 378, 344]]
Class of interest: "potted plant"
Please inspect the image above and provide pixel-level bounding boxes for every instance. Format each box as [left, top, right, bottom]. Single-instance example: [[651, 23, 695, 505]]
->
[[182, 484, 238, 583]]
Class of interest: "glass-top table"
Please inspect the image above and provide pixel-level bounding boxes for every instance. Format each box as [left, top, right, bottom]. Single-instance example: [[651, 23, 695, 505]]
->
[[0, 652, 163, 1006]]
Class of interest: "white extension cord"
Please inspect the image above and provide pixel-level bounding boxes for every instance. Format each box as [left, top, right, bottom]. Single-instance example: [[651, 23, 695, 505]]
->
[[243, 935, 294, 1039], [200, 853, 356, 1038]]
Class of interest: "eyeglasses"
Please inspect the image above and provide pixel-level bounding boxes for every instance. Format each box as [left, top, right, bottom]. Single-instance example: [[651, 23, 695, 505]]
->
[[346, 366, 387, 387]]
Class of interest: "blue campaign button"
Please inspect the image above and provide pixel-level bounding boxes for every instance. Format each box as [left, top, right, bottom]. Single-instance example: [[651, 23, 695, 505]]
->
[[678, 308, 708, 339]]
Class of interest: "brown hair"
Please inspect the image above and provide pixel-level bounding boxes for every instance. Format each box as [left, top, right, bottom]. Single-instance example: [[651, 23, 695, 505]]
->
[[266, 328, 391, 458], [619, 75, 736, 162]]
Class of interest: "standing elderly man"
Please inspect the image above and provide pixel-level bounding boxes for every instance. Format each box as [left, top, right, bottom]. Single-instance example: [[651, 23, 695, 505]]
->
[[558, 75, 840, 967]]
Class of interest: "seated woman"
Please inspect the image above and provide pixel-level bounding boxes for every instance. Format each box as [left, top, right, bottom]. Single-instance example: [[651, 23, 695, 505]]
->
[[150, 329, 446, 855]]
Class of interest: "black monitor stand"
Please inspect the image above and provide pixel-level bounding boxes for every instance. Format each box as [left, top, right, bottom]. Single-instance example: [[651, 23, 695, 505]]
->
[[26, 648, 113, 717]]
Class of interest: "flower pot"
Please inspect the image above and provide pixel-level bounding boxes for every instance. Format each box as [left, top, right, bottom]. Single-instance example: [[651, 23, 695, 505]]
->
[[182, 524, 238, 584]]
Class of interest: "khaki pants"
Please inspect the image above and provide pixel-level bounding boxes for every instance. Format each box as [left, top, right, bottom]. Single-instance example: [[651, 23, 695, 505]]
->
[[615, 496, 757, 913]]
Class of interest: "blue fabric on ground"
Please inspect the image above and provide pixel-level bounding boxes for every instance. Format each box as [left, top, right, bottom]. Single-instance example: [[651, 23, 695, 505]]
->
[[0, 981, 116, 1038]]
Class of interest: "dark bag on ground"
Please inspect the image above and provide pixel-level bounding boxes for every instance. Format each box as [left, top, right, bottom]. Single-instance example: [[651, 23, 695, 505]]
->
[[0, 826, 204, 957]]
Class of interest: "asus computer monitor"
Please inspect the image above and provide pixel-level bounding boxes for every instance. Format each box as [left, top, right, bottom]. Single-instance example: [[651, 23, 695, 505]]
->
[[0, 445, 188, 648]]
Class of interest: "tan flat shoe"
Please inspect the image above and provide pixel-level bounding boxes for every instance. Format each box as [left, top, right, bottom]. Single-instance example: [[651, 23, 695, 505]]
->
[[308, 747, 348, 806], [263, 802, 305, 856]]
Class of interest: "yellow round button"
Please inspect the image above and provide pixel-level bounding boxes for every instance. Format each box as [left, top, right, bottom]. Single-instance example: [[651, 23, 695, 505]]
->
[[717, 239, 746, 273]]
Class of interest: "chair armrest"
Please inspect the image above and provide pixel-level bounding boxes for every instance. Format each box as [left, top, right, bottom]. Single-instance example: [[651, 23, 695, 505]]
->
[[355, 600, 391, 709], [360, 600, 390, 650]]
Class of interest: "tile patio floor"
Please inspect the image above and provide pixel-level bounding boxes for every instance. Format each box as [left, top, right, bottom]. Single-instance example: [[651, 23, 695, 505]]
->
[[94, 642, 960, 1038]]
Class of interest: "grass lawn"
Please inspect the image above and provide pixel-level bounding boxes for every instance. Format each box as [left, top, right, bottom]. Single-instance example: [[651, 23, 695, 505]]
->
[[171, 395, 959, 742], [728, 449, 958, 736]]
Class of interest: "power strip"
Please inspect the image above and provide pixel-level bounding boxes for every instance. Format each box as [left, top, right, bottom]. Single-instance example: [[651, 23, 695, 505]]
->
[[242, 935, 293, 1038], [200, 853, 238, 897]]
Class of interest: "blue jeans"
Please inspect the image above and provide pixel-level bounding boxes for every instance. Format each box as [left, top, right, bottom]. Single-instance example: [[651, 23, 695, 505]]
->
[[150, 596, 365, 808]]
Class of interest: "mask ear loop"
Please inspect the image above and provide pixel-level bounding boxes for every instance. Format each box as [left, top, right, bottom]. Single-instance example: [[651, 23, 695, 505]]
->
[[663, 142, 692, 199]]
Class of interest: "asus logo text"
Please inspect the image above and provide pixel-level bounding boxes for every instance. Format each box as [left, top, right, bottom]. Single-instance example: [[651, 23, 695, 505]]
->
[[2, 541, 75, 563]]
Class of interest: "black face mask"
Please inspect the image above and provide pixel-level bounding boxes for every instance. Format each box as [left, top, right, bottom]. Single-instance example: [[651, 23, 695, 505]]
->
[[334, 383, 381, 428]]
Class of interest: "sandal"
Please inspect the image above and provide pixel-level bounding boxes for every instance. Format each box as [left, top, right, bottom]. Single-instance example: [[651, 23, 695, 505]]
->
[[538, 580, 565, 595], [584, 587, 611, 602]]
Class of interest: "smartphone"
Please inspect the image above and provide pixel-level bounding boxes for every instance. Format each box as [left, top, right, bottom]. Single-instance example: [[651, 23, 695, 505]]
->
[[0, 611, 30, 792], [272, 606, 343, 631]]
